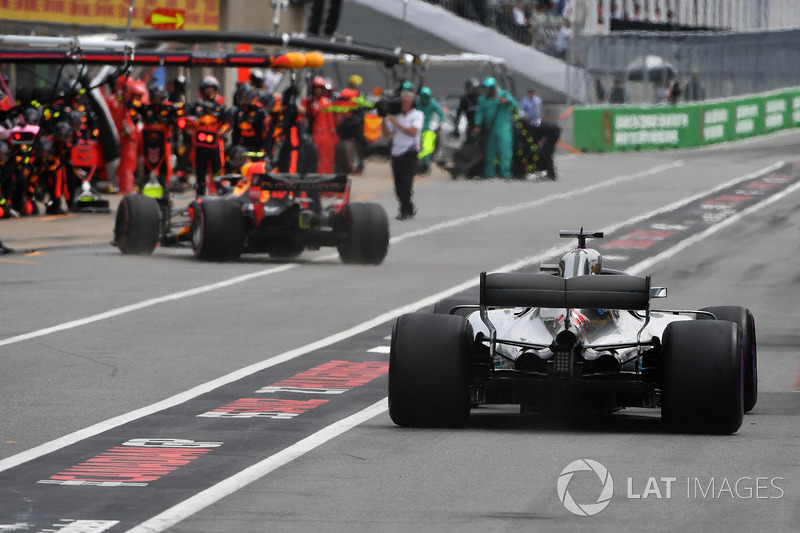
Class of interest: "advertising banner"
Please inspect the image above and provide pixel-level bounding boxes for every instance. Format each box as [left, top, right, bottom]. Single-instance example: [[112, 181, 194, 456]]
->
[[0, 0, 219, 31], [574, 89, 800, 153]]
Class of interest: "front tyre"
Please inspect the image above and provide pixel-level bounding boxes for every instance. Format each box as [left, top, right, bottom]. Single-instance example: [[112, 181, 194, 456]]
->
[[389, 313, 472, 428], [114, 194, 160, 255], [337, 202, 389, 265], [661, 320, 744, 434], [699, 306, 757, 412], [192, 199, 244, 261]]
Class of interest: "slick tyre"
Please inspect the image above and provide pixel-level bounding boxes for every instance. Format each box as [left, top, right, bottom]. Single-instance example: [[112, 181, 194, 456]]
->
[[192, 199, 244, 261], [336, 202, 389, 265], [389, 313, 472, 428], [699, 306, 757, 412], [431, 298, 479, 317], [114, 194, 160, 255], [661, 320, 744, 434]]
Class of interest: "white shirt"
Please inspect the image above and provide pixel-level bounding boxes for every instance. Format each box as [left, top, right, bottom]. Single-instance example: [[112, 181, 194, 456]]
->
[[385, 108, 424, 157], [264, 69, 284, 93]]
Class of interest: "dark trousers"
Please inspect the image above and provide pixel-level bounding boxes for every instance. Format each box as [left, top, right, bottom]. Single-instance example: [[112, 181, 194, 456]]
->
[[530, 122, 561, 170], [391, 150, 417, 216], [195, 146, 222, 197]]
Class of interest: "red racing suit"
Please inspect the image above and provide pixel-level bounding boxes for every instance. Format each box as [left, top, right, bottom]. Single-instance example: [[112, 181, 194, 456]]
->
[[190, 96, 226, 196], [302, 94, 337, 173]]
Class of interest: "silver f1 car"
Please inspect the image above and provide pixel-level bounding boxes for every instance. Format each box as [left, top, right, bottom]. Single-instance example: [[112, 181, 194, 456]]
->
[[389, 230, 757, 434]]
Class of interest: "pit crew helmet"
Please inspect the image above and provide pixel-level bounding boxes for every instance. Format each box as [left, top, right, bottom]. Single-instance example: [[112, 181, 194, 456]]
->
[[482, 77, 497, 91], [149, 84, 167, 103], [172, 75, 188, 94], [51, 121, 73, 143], [34, 137, 55, 158], [311, 76, 330, 89], [236, 83, 257, 106], [250, 69, 265, 88], [419, 86, 432, 103], [348, 74, 363, 88], [200, 76, 220, 93], [23, 107, 41, 126]]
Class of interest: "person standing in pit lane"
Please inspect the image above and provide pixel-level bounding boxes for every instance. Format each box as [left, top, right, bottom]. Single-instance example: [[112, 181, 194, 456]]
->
[[382, 90, 424, 220], [474, 76, 518, 179], [190, 76, 227, 197]]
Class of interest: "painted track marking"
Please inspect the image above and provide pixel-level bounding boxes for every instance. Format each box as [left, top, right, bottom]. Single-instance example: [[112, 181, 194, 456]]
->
[[124, 161, 800, 533], [0, 161, 683, 349]]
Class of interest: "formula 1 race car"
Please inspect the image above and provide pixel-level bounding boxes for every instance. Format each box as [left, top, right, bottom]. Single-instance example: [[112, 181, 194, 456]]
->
[[389, 230, 757, 434], [113, 161, 390, 264]]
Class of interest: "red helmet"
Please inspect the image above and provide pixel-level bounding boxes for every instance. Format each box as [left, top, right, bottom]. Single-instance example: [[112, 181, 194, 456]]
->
[[311, 76, 329, 89]]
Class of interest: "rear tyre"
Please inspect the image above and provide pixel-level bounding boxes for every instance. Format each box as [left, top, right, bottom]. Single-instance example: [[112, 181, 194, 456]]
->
[[191, 200, 243, 261], [699, 306, 757, 412], [431, 298, 479, 317], [114, 194, 160, 255], [336, 202, 389, 265], [661, 320, 743, 434], [389, 313, 472, 427]]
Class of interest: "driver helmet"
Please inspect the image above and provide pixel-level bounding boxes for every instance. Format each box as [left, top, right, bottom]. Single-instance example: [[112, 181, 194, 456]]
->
[[227, 145, 249, 169], [581, 307, 615, 330]]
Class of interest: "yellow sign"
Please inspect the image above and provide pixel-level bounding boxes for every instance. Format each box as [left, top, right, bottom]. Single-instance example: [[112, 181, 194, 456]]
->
[[146, 7, 185, 30], [0, 0, 219, 31]]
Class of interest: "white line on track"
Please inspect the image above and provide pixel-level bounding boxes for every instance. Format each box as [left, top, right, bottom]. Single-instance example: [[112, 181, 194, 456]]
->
[[0, 160, 794, 531], [0, 160, 683, 350]]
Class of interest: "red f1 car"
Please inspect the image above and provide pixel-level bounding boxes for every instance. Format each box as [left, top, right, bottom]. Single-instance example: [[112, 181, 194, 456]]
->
[[113, 160, 390, 264]]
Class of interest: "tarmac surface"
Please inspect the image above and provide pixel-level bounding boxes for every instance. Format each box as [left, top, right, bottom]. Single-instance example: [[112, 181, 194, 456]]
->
[[0, 160, 442, 253]]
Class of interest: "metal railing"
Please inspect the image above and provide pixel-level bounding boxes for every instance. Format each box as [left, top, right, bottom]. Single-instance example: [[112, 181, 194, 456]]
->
[[570, 28, 800, 106]]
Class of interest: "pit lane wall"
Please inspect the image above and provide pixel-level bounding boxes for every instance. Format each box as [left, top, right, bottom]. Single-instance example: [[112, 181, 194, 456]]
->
[[572, 89, 800, 152]]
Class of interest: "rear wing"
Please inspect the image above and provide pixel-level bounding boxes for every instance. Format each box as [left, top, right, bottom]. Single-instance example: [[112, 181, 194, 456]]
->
[[480, 272, 651, 311], [257, 173, 349, 194], [479, 272, 654, 360]]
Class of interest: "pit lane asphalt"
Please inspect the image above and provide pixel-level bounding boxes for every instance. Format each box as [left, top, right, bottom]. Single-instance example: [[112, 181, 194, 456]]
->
[[0, 159, 411, 253], [1, 137, 799, 532]]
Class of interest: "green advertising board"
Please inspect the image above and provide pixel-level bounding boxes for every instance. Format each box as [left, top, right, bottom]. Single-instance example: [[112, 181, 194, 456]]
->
[[573, 88, 800, 153]]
